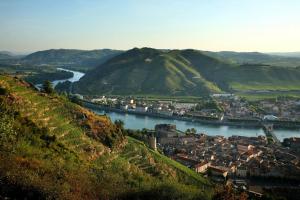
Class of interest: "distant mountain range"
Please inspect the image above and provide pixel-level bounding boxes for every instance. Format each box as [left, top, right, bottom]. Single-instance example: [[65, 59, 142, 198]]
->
[[73, 48, 300, 96], [202, 51, 300, 67], [1, 48, 300, 69], [0, 51, 25, 60], [2, 48, 300, 96], [21, 49, 123, 69], [268, 52, 300, 58]]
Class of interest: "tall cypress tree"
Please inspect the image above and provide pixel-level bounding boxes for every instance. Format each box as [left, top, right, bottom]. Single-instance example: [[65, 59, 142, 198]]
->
[[42, 80, 54, 94]]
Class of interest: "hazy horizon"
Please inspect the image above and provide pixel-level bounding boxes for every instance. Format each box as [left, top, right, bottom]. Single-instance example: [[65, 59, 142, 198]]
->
[[2, 48, 300, 56], [1, 0, 300, 53]]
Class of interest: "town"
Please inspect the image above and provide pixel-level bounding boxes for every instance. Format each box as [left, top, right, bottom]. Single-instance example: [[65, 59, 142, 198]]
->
[[134, 123, 300, 198], [82, 93, 300, 129]]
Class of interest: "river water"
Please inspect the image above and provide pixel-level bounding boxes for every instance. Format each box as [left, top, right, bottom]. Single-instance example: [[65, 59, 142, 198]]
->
[[52, 68, 85, 87], [55, 68, 300, 141]]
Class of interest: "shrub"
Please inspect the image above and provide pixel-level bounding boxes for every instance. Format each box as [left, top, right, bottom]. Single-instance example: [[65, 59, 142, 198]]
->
[[0, 87, 8, 95], [42, 80, 54, 94]]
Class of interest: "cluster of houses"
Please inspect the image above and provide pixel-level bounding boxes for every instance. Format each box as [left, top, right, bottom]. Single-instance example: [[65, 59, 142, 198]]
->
[[149, 124, 300, 195], [90, 96, 196, 117], [87, 95, 300, 124], [256, 99, 300, 121]]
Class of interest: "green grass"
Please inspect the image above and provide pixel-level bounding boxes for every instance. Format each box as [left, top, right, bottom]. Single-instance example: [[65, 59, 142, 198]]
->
[[126, 137, 210, 185], [74, 48, 300, 97], [237, 92, 300, 101], [0, 75, 213, 199], [74, 48, 222, 96], [230, 82, 300, 91]]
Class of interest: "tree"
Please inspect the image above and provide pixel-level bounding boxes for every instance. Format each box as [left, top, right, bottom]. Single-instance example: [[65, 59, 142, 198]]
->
[[114, 119, 124, 130], [42, 80, 54, 94], [0, 86, 8, 95], [185, 128, 191, 135], [190, 128, 197, 135]]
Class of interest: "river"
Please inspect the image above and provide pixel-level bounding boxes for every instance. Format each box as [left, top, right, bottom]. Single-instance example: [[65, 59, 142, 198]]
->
[[54, 68, 300, 141], [52, 68, 85, 87]]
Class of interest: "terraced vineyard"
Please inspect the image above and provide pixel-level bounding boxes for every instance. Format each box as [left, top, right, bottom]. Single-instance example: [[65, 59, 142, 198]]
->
[[1, 76, 109, 161], [0, 75, 213, 199]]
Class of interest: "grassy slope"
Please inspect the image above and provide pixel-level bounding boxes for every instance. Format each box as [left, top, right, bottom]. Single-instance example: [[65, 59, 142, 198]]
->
[[202, 51, 300, 67], [180, 50, 300, 92], [75, 48, 221, 96], [75, 48, 300, 97], [0, 75, 212, 199], [222, 65, 300, 91]]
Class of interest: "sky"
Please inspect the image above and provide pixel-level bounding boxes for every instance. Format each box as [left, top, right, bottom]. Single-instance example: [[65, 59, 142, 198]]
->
[[0, 0, 300, 53]]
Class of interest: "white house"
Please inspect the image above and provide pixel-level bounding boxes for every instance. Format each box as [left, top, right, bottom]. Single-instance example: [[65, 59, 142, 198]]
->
[[263, 115, 278, 121]]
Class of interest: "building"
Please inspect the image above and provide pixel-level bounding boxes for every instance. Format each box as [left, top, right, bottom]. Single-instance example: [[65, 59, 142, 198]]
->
[[195, 161, 210, 173], [283, 137, 300, 149], [211, 93, 234, 98], [237, 144, 249, 154], [263, 115, 278, 121], [91, 96, 106, 103], [148, 135, 157, 151], [136, 106, 148, 112], [236, 166, 247, 177], [173, 154, 198, 168], [155, 124, 177, 138], [208, 166, 228, 178], [158, 109, 173, 116], [120, 105, 128, 110]]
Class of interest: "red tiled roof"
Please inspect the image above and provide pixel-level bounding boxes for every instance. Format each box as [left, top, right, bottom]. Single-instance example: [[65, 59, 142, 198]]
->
[[209, 166, 227, 173]]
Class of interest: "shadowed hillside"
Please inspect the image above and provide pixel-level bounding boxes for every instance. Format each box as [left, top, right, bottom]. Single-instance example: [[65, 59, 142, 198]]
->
[[0, 75, 212, 199], [74, 48, 300, 96], [74, 48, 222, 96]]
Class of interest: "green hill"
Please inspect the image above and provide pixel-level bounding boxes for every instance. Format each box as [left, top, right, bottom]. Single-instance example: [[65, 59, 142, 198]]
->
[[0, 51, 25, 60], [22, 49, 123, 71], [74, 48, 222, 96], [202, 51, 300, 67], [0, 75, 212, 199], [179, 50, 300, 92], [74, 48, 300, 96]]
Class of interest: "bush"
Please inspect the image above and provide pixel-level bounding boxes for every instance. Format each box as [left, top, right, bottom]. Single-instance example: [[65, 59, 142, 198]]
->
[[0, 87, 8, 95], [42, 80, 55, 94]]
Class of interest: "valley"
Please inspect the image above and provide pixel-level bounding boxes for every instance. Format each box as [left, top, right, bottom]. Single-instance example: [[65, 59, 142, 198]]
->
[[1, 47, 300, 200]]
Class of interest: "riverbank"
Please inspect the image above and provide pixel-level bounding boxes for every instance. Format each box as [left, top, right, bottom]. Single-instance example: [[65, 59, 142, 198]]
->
[[79, 101, 300, 141], [82, 100, 300, 130], [81, 100, 299, 130]]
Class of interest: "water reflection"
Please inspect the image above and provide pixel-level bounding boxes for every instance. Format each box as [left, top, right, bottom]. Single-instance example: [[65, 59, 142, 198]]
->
[[94, 110, 299, 141]]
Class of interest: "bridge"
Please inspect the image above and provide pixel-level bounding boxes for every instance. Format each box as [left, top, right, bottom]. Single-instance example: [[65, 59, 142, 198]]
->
[[262, 123, 281, 145]]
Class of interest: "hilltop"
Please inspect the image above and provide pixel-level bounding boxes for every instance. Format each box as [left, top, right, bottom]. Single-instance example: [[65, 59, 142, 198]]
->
[[74, 48, 300, 96], [203, 51, 300, 67], [0, 51, 25, 60], [21, 49, 123, 70], [74, 48, 223, 96], [0, 75, 212, 199], [268, 52, 300, 58]]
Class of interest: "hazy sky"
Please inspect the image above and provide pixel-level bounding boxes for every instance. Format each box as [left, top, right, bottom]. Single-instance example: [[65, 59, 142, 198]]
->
[[1, 0, 300, 53]]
